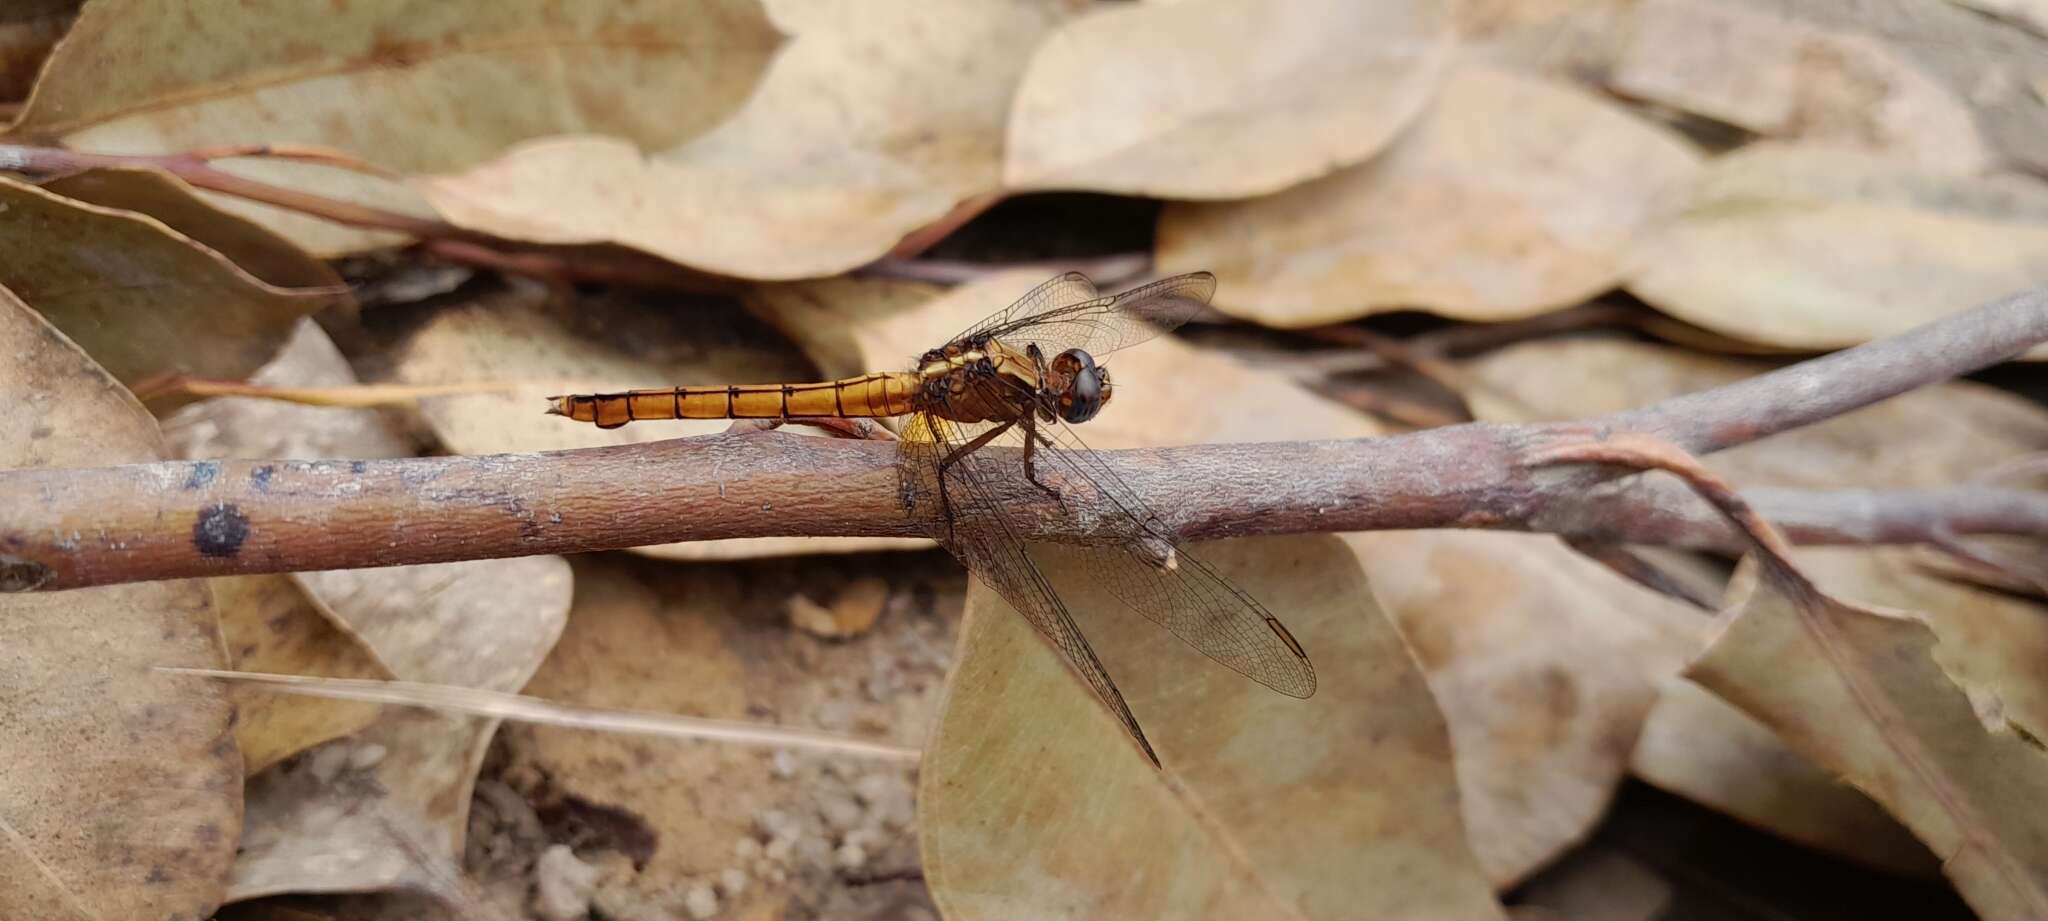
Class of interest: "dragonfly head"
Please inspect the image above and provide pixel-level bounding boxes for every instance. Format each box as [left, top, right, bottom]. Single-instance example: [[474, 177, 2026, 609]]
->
[[1049, 348, 1111, 424]]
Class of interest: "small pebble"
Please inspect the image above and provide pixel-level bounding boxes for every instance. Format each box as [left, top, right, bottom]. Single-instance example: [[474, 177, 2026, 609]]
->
[[818, 794, 863, 833], [684, 883, 719, 920], [835, 841, 868, 870], [346, 742, 387, 771], [719, 866, 749, 898], [531, 845, 599, 921]]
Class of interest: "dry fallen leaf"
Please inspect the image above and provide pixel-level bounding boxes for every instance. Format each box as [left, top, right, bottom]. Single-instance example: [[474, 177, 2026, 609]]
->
[[1610, 0, 1991, 173], [16, 0, 783, 255], [496, 554, 950, 920], [1002, 0, 1452, 198], [214, 573, 391, 774], [232, 552, 573, 901], [39, 166, 346, 291], [384, 282, 928, 560], [1352, 530, 1706, 887], [1466, 335, 2048, 866], [422, 0, 1070, 280], [1627, 143, 2048, 355], [1690, 554, 2048, 921], [1629, 677, 1936, 875], [0, 175, 340, 388], [922, 535, 1505, 920], [1946, 0, 2048, 36], [1156, 66, 1704, 326], [0, 286, 241, 920]]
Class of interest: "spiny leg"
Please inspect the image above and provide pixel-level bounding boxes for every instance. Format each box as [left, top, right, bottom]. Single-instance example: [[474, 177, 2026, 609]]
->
[[1019, 413, 1061, 500], [934, 418, 1016, 539]]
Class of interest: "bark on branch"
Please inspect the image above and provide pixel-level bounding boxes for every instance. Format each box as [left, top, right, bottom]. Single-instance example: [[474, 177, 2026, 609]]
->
[[3, 288, 2045, 593]]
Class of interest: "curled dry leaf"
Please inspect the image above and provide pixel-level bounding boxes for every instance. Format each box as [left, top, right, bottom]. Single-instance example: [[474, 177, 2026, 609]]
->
[[0, 175, 341, 389], [17, 0, 782, 255], [1352, 530, 1706, 887], [422, 0, 1070, 280], [922, 536, 1504, 920], [1002, 0, 1452, 198], [214, 573, 390, 774], [383, 282, 928, 559], [1609, 0, 1990, 173], [495, 555, 950, 920], [1626, 143, 2048, 356], [1156, 66, 1704, 326], [1465, 336, 2048, 866], [0, 287, 241, 920], [1689, 556, 2048, 921]]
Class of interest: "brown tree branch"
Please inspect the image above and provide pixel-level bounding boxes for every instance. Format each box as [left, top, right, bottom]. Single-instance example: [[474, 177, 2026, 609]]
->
[[2, 288, 2045, 593]]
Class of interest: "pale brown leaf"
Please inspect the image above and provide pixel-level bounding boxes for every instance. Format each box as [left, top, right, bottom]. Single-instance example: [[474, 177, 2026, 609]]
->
[[1467, 335, 2048, 867], [0, 176, 341, 388], [922, 535, 1504, 920], [1627, 143, 2048, 355], [421, 0, 1070, 279], [1690, 558, 2048, 920], [16, 0, 783, 255], [214, 573, 390, 774], [1003, 0, 1452, 198], [1610, 0, 1991, 173], [1630, 677, 1936, 875], [1353, 530, 1706, 886], [1156, 66, 1704, 326], [0, 285, 241, 921], [38, 166, 345, 290]]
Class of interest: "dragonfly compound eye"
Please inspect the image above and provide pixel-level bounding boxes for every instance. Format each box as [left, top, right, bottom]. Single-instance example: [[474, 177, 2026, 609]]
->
[[1053, 348, 1108, 423]]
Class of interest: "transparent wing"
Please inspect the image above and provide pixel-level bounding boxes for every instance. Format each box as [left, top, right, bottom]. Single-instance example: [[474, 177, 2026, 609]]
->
[[956, 272, 1219, 359], [1025, 420, 1318, 699], [899, 412, 1161, 765]]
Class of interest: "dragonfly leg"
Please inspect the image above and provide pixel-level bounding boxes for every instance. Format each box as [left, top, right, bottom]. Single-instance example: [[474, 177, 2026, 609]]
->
[[935, 418, 1017, 537], [1019, 414, 1061, 501]]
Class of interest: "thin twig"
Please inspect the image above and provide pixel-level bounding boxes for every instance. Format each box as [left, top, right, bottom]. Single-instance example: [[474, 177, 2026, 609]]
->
[[2, 287, 2044, 591], [164, 668, 923, 762]]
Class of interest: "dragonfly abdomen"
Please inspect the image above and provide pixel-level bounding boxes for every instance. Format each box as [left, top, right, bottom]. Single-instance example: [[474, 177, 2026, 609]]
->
[[547, 373, 922, 429]]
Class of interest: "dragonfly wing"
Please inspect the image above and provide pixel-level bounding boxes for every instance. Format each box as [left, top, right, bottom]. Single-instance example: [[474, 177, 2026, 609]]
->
[[1027, 420, 1318, 699], [957, 272, 1219, 359], [900, 413, 1162, 765]]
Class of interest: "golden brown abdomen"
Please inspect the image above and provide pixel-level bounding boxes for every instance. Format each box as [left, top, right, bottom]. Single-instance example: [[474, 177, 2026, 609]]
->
[[548, 372, 921, 429]]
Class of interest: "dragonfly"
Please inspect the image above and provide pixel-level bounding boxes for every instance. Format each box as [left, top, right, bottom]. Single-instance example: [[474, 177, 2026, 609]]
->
[[546, 272, 1316, 763]]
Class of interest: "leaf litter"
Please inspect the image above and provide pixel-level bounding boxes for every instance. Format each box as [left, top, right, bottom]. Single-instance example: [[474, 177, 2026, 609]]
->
[[3, 1, 2046, 917], [0, 286, 241, 921]]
